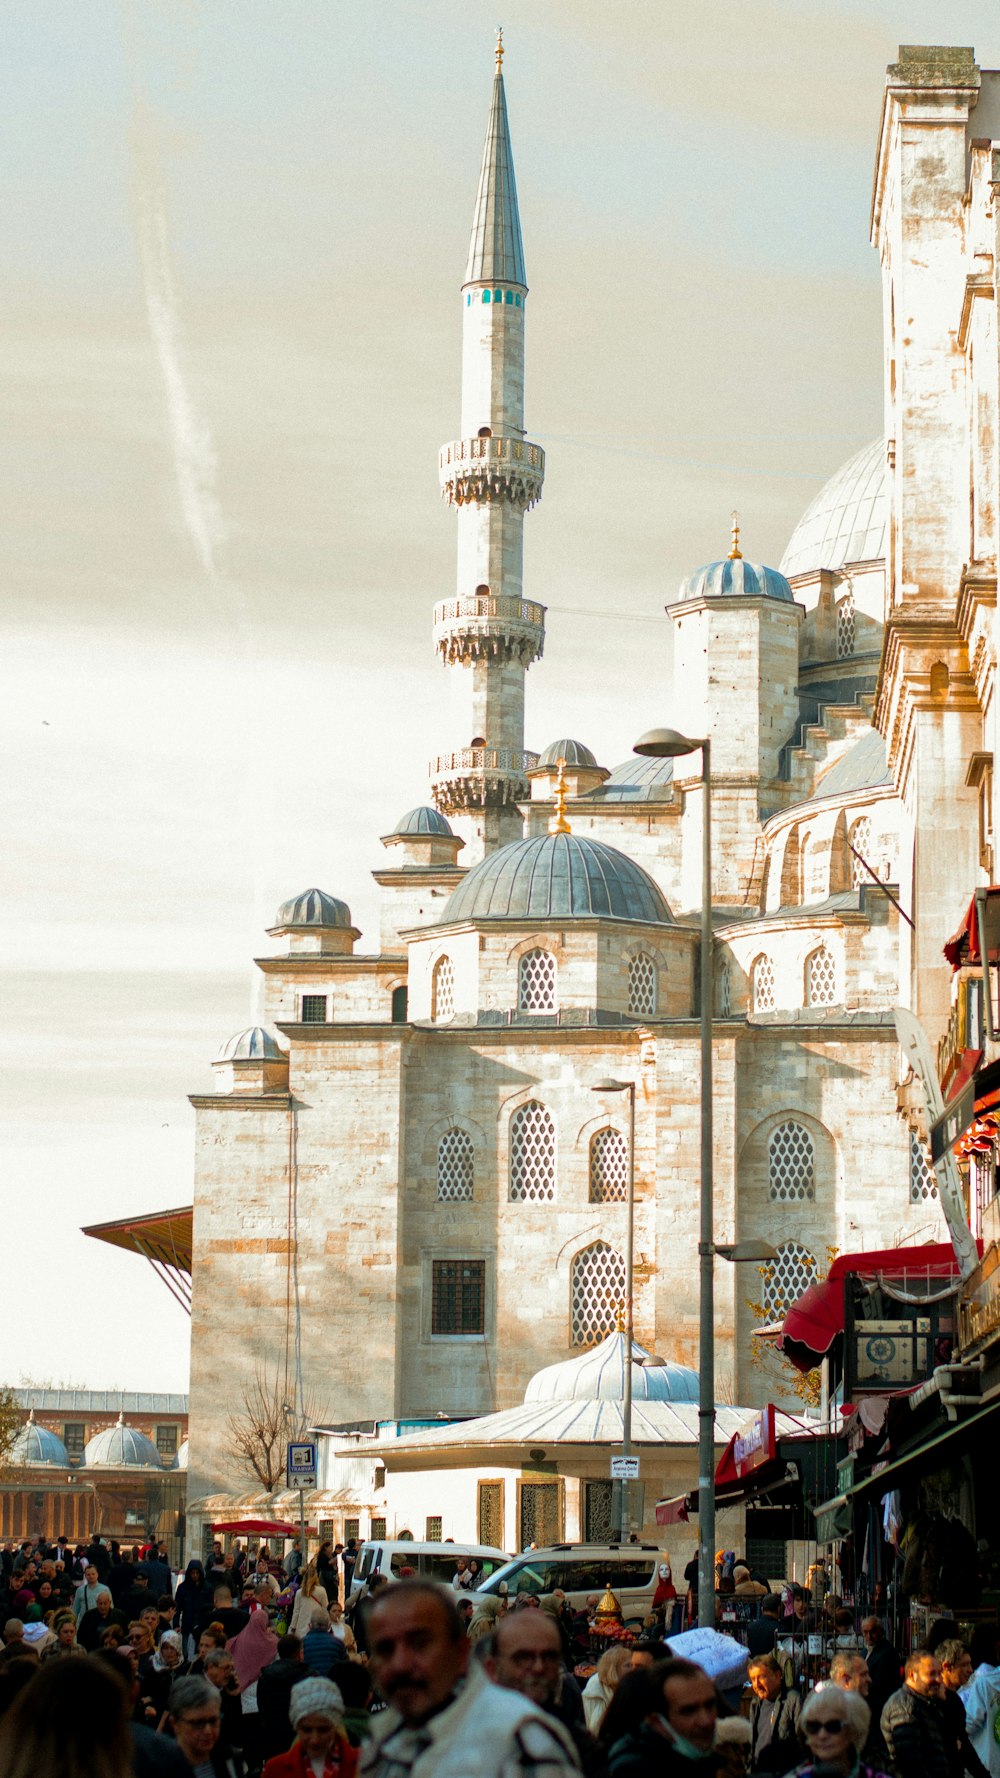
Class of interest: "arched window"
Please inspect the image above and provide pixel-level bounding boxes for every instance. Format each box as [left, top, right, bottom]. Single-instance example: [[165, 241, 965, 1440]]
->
[[509, 1101, 555, 1201], [589, 1127, 627, 1203], [518, 948, 557, 1013], [431, 956, 455, 1023], [627, 954, 657, 1017], [571, 1241, 626, 1346], [719, 965, 732, 1018], [437, 1128, 474, 1202], [909, 1130, 937, 1203], [805, 945, 837, 1008], [762, 1241, 816, 1318], [768, 1121, 815, 1201], [751, 955, 775, 1014], [391, 985, 408, 1024], [837, 586, 855, 658], [848, 816, 872, 890]]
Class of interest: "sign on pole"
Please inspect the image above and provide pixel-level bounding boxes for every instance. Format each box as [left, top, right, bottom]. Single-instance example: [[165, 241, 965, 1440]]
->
[[610, 1454, 640, 1480], [286, 1440, 317, 1490]]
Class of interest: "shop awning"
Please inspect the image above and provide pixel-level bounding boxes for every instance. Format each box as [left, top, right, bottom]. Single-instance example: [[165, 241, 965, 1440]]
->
[[210, 1518, 315, 1537], [777, 1245, 966, 1374], [844, 1396, 1000, 1504], [944, 888, 1000, 970], [812, 1493, 852, 1542]]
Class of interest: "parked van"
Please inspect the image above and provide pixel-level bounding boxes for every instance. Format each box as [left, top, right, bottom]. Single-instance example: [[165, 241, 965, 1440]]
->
[[349, 1539, 509, 1594], [475, 1543, 667, 1622]]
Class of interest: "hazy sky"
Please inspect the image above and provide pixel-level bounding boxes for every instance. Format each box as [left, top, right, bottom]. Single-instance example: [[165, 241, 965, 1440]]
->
[[3, 1, 996, 1392]]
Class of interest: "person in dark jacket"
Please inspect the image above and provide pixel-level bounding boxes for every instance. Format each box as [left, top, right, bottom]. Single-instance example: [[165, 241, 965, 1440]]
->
[[606, 1658, 722, 1778], [109, 1548, 138, 1605], [748, 1654, 802, 1774], [175, 1561, 213, 1656], [938, 1640, 990, 1778], [486, 1606, 604, 1778], [881, 1651, 950, 1778], [140, 1544, 172, 1599], [746, 1596, 783, 1659], [257, 1633, 312, 1762], [865, 1617, 904, 1731]]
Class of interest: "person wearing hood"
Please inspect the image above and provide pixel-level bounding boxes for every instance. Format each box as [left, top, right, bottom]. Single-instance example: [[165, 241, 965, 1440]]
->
[[176, 1561, 214, 1658], [143, 1628, 188, 1721]]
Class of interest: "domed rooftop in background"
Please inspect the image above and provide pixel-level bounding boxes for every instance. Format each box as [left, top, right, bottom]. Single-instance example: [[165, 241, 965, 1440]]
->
[[790, 728, 892, 808], [172, 1439, 189, 1472], [780, 438, 887, 579], [442, 832, 672, 925], [584, 756, 674, 803], [537, 738, 599, 769], [679, 553, 795, 604], [9, 1414, 70, 1468], [84, 1415, 161, 1470], [273, 888, 353, 929], [389, 805, 455, 837], [525, 1329, 699, 1405], [215, 1026, 287, 1063]]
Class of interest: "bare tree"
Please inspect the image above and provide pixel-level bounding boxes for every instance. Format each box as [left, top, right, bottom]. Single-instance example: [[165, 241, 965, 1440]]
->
[[0, 1387, 23, 1477], [225, 1365, 321, 1491]]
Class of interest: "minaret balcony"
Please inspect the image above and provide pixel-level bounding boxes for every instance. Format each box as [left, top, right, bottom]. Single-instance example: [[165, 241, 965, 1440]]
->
[[429, 747, 540, 812], [439, 436, 545, 511], [433, 593, 546, 666]]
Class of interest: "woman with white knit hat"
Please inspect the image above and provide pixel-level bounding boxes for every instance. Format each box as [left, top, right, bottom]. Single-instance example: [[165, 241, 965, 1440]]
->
[[261, 1676, 358, 1778]]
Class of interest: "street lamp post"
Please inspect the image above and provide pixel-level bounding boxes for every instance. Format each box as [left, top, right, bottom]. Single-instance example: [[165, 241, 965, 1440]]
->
[[591, 1076, 635, 1540]]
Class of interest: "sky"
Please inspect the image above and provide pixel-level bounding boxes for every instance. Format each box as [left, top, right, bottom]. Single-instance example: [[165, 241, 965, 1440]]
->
[[2, 0, 997, 1393]]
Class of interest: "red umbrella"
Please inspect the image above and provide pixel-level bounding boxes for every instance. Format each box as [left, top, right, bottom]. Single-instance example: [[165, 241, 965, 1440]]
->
[[209, 1518, 317, 1537]]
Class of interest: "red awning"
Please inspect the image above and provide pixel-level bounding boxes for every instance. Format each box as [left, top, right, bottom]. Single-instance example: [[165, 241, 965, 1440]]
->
[[944, 888, 1000, 970], [210, 1519, 314, 1537], [656, 1493, 692, 1525], [777, 1244, 967, 1374]]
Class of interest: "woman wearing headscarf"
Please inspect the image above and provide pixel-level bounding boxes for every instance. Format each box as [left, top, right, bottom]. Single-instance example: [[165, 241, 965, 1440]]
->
[[262, 1676, 358, 1778], [175, 1560, 213, 1659], [467, 1593, 503, 1646], [291, 1566, 329, 1638], [228, 1608, 279, 1773], [144, 1628, 187, 1721]]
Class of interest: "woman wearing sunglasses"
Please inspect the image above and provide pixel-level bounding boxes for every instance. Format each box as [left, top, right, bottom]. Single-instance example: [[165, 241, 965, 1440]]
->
[[790, 1686, 891, 1778]]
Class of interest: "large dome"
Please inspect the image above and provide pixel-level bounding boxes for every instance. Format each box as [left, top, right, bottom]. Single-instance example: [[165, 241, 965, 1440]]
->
[[525, 1330, 698, 1405], [679, 555, 794, 604], [9, 1415, 70, 1468], [273, 888, 353, 930], [780, 438, 887, 579], [84, 1415, 161, 1469], [442, 833, 672, 925]]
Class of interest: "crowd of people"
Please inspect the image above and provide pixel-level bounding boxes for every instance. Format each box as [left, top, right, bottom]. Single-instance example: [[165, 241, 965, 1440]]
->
[[0, 1532, 998, 1778]]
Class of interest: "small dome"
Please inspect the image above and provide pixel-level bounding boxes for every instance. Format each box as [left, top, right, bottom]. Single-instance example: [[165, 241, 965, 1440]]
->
[[10, 1414, 70, 1468], [525, 1330, 699, 1405], [215, 1026, 287, 1063], [584, 756, 674, 803], [780, 438, 887, 579], [172, 1439, 189, 1472], [680, 555, 794, 604], [442, 833, 672, 925], [84, 1414, 161, 1470], [537, 739, 599, 769], [274, 888, 353, 930], [390, 806, 455, 838]]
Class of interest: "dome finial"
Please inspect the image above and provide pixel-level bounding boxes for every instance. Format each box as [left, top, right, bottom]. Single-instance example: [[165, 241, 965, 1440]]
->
[[614, 1305, 626, 1335], [495, 23, 504, 71], [549, 756, 572, 835], [728, 508, 742, 560]]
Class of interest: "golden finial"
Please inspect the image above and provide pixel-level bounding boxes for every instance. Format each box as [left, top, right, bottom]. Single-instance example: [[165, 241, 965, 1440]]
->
[[615, 1306, 626, 1335], [495, 25, 504, 70], [728, 509, 742, 560], [549, 755, 571, 835]]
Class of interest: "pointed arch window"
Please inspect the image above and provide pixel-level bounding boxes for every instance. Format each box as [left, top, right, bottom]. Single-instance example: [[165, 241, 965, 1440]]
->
[[805, 945, 837, 1008], [627, 953, 657, 1017], [518, 948, 557, 1013], [751, 955, 775, 1014], [437, 1128, 474, 1203], [431, 955, 455, 1023], [909, 1130, 937, 1203], [589, 1127, 627, 1203], [762, 1241, 816, 1318], [509, 1101, 555, 1202], [571, 1241, 626, 1346], [768, 1121, 815, 1202], [837, 587, 856, 658], [801, 832, 825, 902], [848, 816, 872, 890]]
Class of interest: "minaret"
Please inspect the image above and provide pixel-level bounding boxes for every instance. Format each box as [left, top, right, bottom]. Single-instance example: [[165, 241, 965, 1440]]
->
[[430, 32, 546, 863]]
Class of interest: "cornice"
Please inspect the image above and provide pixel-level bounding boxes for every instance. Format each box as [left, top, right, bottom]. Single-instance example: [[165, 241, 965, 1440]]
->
[[253, 955, 405, 975], [188, 1093, 293, 1111]]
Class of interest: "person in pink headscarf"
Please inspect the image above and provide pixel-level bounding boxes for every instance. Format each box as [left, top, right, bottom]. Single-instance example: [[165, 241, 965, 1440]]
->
[[228, 1607, 280, 1771]]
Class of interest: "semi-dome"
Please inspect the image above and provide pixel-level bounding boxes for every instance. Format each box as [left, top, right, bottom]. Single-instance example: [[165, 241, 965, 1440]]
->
[[780, 438, 887, 579], [9, 1414, 70, 1468], [172, 1439, 189, 1472], [83, 1414, 161, 1470], [442, 832, 672, 925], [584, 756, 674, 803], [215, 1026, 287, 1063], [537, 738, 599, 769], [273, 888, 353, 930], [790, 728, 892, 808], [525, 1330, 699, 1405], [679, 554, 795, 604], [390, 806, 455, 838]]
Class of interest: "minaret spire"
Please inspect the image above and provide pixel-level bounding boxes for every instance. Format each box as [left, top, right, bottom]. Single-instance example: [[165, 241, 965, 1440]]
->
[[430, 42, 547, 863]]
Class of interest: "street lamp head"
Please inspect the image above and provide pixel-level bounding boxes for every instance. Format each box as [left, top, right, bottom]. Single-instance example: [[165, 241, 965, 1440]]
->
[[633, 727, 703, 760], [591, 1077, 630, 1093], [715, 1238, 779, 1263]]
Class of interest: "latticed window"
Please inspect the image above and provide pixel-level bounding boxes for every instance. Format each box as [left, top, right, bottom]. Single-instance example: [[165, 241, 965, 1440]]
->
[[509, 1100, 556, 1201], [909, 1130, 938, 1203], [301, 994, 327, 1023], [719, 965, 732, 1017], [849, 817, 872, 889], [437, 1128, 474, 1202], [584, 1480, 615, 1541], [752, 955, 775, 1013], [589, 1127, 628, 1203], [806, 945, 837, 1007], [837, 587, 856, 658], [431, 1259, 485, 1334], [518, 948, 557, 1013], [478, 1480, 504, 1548], [425, 1516, 442, 1542], [763, 1241, 816, 1317], [370, 1517, 387, 1540], [769, 1120, 815, 1201], [571, 1240, 626, 1345], [431, 956, 455, 1022], [627, 953, 657, 1017]]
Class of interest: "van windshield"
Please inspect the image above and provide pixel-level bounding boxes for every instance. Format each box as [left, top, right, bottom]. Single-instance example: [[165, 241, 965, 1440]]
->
[[389, 1552, 503, 1584]]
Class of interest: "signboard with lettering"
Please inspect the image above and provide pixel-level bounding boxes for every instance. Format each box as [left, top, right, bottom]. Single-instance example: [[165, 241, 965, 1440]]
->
[[733, 1404, 776, 1478], [610, 1454, 640, 1479], [286, 1441, 317, 1490]]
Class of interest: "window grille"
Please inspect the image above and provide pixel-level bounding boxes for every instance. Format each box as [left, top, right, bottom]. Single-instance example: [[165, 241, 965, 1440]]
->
[[571, 1241, 626, 1346], [837, 587, 856, 659], [431, 956, 455, 1022], [589, 1127, 628, 1203], [849, 817, 872, 890], [518, 948, 557, 1013], [478, 1481, 504, 1548], [370, 1517, 387, 1541], [763, 1241, 816, 1317], [752, 956, 775, 1013], [155, 1424, 178, 1458], [509, 1101, 556, 1201], [63, 1424, 86, 1460], [431, 1259, 485, 1335], [627, 953, 657, 1017], [806, 945, 837, 1007], [425, 1516, 442, 1543], [519, 1482, 562, 1547], [437, 1128, 474, 1202], [719, 966, 732, 1018], [344, 1518, 360, 1544], [301, 994, 327, 1023], [768, 1120, 815, 1201], [584, 1480, 615, 1542], [909, 1130, 938, 1203]]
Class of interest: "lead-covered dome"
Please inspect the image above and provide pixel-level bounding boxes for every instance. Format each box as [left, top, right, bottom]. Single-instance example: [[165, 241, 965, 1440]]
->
[[273, 888, 353, 930], [525, 1330, 698, 1404], [215, 1026, 287, 1063], [84, 1414, 161, 1469], [537, 738, 599, 769], [780, 438, 887, 579], [390, 806, 455, 837], [679, 554, 794, 604], [9, 1414, 70, 1467], [442, 833, 672, 925]]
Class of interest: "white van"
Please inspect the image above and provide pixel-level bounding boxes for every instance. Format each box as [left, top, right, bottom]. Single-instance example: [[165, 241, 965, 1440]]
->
[[349, 1539, 509, 1595], [475, 1543, 666, 1622]]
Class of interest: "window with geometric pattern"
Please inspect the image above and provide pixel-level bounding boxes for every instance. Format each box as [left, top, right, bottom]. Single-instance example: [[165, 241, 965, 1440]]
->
[[431, 955, 455, 1023], [437, 1127, 474, 1202], [909, 1130, 938, 1204], [509, 1100, 556, 1201], [431, 1259, 485, 1335], [518, 948, 557, 1013], [837, 587, 856, 659], [762, 1241, 816, 1317], [805, 945, 837, 1008], [752, 955, 775, 1013], [301, 994, 327, 1023], [768, 1120, 815, 1201], [425, 1516, 443, 1542], [571, 1241, 626, 1346], [849, 816, 872, 890], [478, 1480, 504, 1548], [627, 953, 657, 1017], [589, 1127, 628, 1203]]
